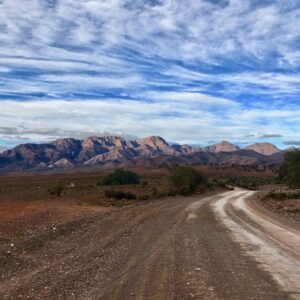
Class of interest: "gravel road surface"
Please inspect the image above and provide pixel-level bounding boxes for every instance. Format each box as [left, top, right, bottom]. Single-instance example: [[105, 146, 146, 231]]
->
[[0, 189, 299, 299]]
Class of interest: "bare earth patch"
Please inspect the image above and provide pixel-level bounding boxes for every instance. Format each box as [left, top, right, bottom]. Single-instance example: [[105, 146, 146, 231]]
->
[[0, 199, 109, 238]]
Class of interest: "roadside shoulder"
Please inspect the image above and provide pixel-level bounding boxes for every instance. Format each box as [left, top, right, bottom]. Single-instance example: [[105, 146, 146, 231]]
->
[[248, 192, 300, 232]]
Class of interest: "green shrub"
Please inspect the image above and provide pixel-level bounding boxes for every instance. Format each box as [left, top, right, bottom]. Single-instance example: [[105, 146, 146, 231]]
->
[[168, 165, 205, 195], [216, 181, 226, 188], [265, 192, 300, 201], [167, 190, 177, 197], [224, 177, 269, 190], [48, 182, 64, 196], [0, 237, 10, 245], [138, 195, 149, 201], [279, 150, 300, 188], [102, 169, 140, 185], [113, 201, 125, 208], [152, 187, 158, 196], [104, 189, 137, 200]]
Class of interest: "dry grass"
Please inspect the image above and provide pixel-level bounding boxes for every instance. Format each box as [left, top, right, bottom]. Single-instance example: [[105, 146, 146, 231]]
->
[[0, 168, 171, 238], [260, 189, 300, 223]]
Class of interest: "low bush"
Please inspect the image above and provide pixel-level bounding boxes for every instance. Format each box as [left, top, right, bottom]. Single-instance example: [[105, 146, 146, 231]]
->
[[265, 192, 300, 201], [47, 182, 64, 196], [224, 177, 275, 190], [104, 189, 137, 200], [138, 195, 149, 201], [0, 237, 10, 245], [152, 187, 158, 196]]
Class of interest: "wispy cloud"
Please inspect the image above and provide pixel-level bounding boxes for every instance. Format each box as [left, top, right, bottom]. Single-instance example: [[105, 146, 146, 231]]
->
[[259, 134, 283, 139], [283, 141, 300, 146], [0, 0, 299, 148]]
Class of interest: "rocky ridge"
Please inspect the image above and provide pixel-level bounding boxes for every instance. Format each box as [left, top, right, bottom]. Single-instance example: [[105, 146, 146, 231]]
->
[[0, 135, 289, 171]]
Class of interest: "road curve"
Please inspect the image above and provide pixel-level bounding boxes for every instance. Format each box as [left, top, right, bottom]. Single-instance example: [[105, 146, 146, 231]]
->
[[213, 189, 300, 299], [0, 190, 299, 299]]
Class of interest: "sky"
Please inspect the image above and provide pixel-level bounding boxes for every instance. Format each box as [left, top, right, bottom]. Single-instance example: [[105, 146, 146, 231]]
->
[[0, 0, 300, 151]]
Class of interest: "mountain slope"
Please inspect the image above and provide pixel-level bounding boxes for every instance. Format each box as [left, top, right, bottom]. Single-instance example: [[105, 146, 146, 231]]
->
[[0, 136, 284, 171], [245, 142, 280, 156], [204, 141, 240, 153]]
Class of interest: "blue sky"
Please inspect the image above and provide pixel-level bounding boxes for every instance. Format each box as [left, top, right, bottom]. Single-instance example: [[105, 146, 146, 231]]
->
[[0, 0, 300, 150]]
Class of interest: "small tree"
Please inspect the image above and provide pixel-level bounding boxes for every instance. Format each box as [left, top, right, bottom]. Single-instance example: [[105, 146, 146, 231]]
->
[[168, 165, 205, 195], [279, 150, 300, 188], [102, 169, 140, 185]]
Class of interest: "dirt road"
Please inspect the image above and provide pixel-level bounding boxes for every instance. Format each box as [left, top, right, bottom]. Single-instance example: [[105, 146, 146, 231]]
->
[[0, 190, 299, 299]]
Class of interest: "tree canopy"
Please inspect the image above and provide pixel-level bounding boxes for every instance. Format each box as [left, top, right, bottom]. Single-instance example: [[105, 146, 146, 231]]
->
[[168, 165, 205, 195], [102, 169, 140, 185]]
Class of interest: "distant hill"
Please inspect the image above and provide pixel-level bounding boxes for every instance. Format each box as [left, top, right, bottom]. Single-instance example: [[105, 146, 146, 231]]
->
[[0, 135, 286, 172], [245, 142, 280, 156], [203, 141, 240, 153]]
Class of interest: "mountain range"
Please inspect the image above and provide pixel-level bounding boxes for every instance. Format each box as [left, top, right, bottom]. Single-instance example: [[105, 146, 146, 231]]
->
[[0, 135, 296, 172]]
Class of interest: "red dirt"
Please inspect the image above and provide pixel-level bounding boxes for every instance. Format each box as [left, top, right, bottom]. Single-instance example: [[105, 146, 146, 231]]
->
[[0, 199, 108, 237]]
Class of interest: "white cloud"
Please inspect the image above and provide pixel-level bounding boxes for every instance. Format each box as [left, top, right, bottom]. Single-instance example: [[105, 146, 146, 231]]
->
[[0, 99, 299, 147], [40, 74, 143, 89], [0, 0, 300, 148], [139, 91, 239, 107], [1, 0, 300, 67]]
